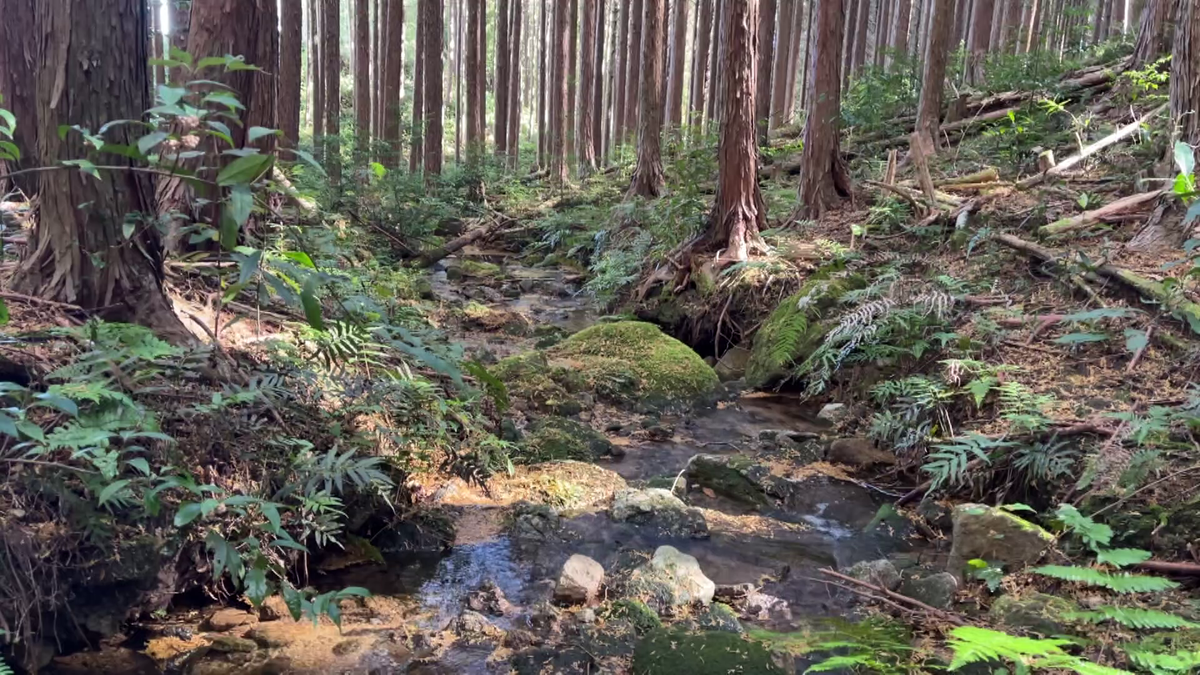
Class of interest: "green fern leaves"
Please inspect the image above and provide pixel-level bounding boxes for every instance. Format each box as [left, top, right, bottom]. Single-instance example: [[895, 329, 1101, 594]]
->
[[946, 626, 1130, 675], [1032, 565, 1180, 593], [1068, 607, 1200, 630], [1095, 548, 1154, 568]]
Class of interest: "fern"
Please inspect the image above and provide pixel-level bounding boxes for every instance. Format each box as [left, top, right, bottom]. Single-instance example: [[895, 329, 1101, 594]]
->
[[1032, 565, 1181, 593], [289, 446, 393, 497], [922, 434, 1015, 492], [1124, 646, 1200, 675], [1055, 504, 1114, 551], [0, 656, 11, 675], [947, 626, 1131, 675], [1094, 548, 1154, 568], [1068, 607, 1200, 630]]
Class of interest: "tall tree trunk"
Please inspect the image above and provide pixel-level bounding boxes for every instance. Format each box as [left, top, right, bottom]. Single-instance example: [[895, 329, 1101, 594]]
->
[[624, 0, 645, 145], [916, 0, 954, 151], [1132, 0, 1170, 66], [613, 0, 630, 144], [691, 0, 714, 128], [355, 0, 371, 155], [967, 0, 995, 83], [0, 0, 38, 196], [374, 0, 383, 144], [323, 0, 341, 184], [411, 2, 426, 172], [568, 0, 579, 162], [592, 0, 606, 158], [842, 0, 859, 86], [168, 0, 192, 83], [890, 0, 914, 67], [604, 0, 619, 159], [509, 0, 524, 168], [384, 0, 405, 167], [801, 0, 816, 108], [466, 0, 483, 153], [799, 0, 851, 217], [1170, 0, 1200, 149], [875, 0, 892, 67], [988, 0, 1005, 49], [784, 0, 805, 121], [495, 0, 511, 157], [666, 0, 691, 128], [579, 0, 598, 172], [705, 0, 766, 260], [538, 0, 548, 166], [997, 0, 1021, 50], [706, 0, 725, 125], [476, 0, 487, 147], [756, 0, 777, 143], [629, 0, 666, 197], [551, 0, 569, 182], [1110, 0, 1126, 36], [1026, 0, 1044, 52], [424, 0, 445, 175], [852, 0, 871, 76], [151, 1, 165, 86], [455, 0, 463, 163], [310, 0, 324, 154], [16, 0, 186, 338], [282, 0, 304, 149]]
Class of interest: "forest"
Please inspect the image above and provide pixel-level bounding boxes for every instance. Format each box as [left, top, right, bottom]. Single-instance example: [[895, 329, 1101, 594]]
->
[[0, 0, 1199, 673]]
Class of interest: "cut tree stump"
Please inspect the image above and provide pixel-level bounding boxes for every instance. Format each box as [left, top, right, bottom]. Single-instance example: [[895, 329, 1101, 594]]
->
[[1039, 190, 1165, 236]]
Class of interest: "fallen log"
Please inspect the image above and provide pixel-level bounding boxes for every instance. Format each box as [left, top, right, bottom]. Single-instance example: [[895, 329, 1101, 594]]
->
[[1017, 103, 1168, 189], [993, 232, 1200, 328], [936, 167, 1000, 187], [406, 216, 508, 268], [1039, 190, 1165, 236]]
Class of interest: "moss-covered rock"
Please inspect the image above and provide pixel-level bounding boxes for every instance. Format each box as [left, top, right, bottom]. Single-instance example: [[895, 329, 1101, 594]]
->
[[520, 417, 614, 463], [460, 302, 533, 335], [686, 454, 775, 507], [989, 592, 1078, 636], [604, 599, 663, 634], [633, 630, 787, 675], [948, 504, 1054, 576], [549, 321, 719, 409], [494, 351, 583, 416]]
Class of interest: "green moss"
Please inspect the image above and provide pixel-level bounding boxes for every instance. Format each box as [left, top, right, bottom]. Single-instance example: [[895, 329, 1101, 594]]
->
[[494, 352, 582, 415], [633, 630, 786, 675], [460, 260, 503, 278], [686, 455, 772, 507], [520, 417, 613, 463], [550, 322, 719, 408], [745, 274, 866, 387], [605, 599, 663, 634]]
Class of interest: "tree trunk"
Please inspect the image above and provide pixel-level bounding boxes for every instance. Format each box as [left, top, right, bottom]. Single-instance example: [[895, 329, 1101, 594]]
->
[[756, 0, 777, 143], [706, 0, 725, 125], [624, 0, 645, 145], [568, 0, 579, 163], [604, 0, 619, 160], [706, 0, 766, 260], [281, 0, 304, 149], [890, 0, 914, 68], [424, 0, 445, 176], [629, 0, 667, 197], [592, 0, 606, 159], [538, 0, 548, 167], [411, 1, 426, 172], [915, 0, 955, 152], [383, 0, 405, 167], [997, 0, 1021, 50], [374, 0, 383, 144], [1132, 0, 1170, 67], [852, 0, 871, 76], [151, 1, 165, 86], [798, 0, 852, 217], [353, 0, 371, 156], [310, 0, 324, 154], [666, 0, 691, 128], [0, 0, 38, 196], [476, 0, 487, 148], [784, 0, 805, 120], [842, 0, 859, 86], [509, 0, 524, 168], [967, 0, 995, 83], [773, 0, 796, 126], [494, 0, 511, 158], [1170, 0, 1200, 150], [168, 0, 192, 83], [1026, 0, 1044, 52], [551, 0, 570, 182], [801, 0, 816, 108], [691, 0, 715, 128], [323, 0, 341, 184], [875, 0, 892, 67], [465, 0, 483, 154], [579, 0, 598, 172], [16, 0, 186, 339]]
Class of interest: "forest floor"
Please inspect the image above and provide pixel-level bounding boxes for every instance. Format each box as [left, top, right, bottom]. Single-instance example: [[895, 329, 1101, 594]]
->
[[4, 49, 1200, 675]]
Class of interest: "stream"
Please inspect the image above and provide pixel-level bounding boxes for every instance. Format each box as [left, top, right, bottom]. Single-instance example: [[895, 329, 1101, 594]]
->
[[45, 253, 932, 675]]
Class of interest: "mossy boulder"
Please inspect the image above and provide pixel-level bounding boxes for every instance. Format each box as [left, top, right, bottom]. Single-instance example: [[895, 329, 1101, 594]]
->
[[947, 504, 1054, 576], [604, 599, 663, 634], [989, 592, 1078, 636], [494, 351, 584, 416], [686, 454, 775, 508], [549, 322, 720, 409], [520, 417, 614, 463], [447, 259, 504, 281], [460, 302, 532, 335], [633, 630, 788, 675]]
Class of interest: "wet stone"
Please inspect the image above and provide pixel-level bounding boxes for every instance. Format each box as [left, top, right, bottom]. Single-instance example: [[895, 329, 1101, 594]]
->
[[898, 571, 959, 609], [846, 559, 902, 591]]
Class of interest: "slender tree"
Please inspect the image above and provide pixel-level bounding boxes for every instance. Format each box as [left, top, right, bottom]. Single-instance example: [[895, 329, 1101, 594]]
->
[[798, 0, 852, 217], [455, 0, 464, 163], [411, 1, 426, 172], [323, 0, 341, 184], [624, 0, 646, 144], [756, 0, 777, 144], [801, 0, 816, 108], [851, 0, 870, 75], [614, 0, 632, 143], [384, 0, 405, 167], [151, 1, 165, 86], [604, 0, 619, 159], [592, 0, 607, 159], [1170, 0, 1200, 148], [783, 0, 805, 119], [16, 0, 186, 338], [425, 0, 445, 175], [629, 0, 667, 196], [508, 0, 524, 167], [691, 0, 715, 127], [476, 0, 487, 146], [168, 0, 192, 83], [550, 0, 570, 182], [915, 0, 955, 153], [310, 0, 324, 152], [354, 0, 372, 155], [665, 0, 691, 127], [709, 0, 729, 124], [967, 0, 995, 83], [374, 0, 384, 142], [704, 0, 766, 260], [842, 0, 859, 86], [0, 0, 38, 196], [889, 0, 914, 66], [465, 0, 483, 153], [281, 0, 304, 149], [495, 0, 512, 157], [579, 0, 599, 172]]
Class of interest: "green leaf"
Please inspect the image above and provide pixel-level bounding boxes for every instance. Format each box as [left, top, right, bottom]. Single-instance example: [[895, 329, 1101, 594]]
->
[[137, 131, 170, 156], [97, 479, 131, 507], [156, 85, 189, 106], [1033, 565, 1180, 593], [0, 412, 17, 438], [282, 148, 327, 177], [247, 126, 280, 143], [300, 277, 325, 331], [280, 251, 317, 269], [1061, 308, 1133, 322], [174, 502, 204, 526], [206, 120, 234, 146], [62, 159, 100, 181], [261, 502, 281, 531], [1184, 200, 1200, 226], [370, 162, 387, 179], [0, 298, 9, 327], [1123, 328, 1149, 355], [205, 530, 243, 584], [245, 559, 269, 607], [1095, 548, 1153, 568], [127, 457, 152, 476], [0, 108, 16, 133], [229, 184, 253, 227], [1000, 503, 1036, 514], [99, 143, 144, 161], [219, 207, 240, 251], [168, 46, 194, 68], [1174, 141, 1195, 178], [33, 393, 78, 416], [235, 249, 263, 286], [202, 91, 245, 112], [1053, 332, 1109, 345], [217, 153, 273, 186], [0, 140, 20, 161], [16, 420, 44, 442], [123, 218, 136, 240], [281, 583, 304, 620], [196, 56, 231, 69]]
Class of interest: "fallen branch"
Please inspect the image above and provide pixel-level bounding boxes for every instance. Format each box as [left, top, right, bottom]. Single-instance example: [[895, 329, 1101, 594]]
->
[[1135, 560, 1200, 576], [936, 167, 1000, 187], [0, 291, 87, 312], [820, 568, 968, 625], [1126, 325, 1155, 373], [1039, 190, 1165, 236], [406, 216, 509, 268], [1017, 103, 1168, 189]]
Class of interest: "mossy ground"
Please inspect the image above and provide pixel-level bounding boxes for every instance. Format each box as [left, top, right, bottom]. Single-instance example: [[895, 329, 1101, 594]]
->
[[633, 629, 787, 675], [520, 417, 613, 463]]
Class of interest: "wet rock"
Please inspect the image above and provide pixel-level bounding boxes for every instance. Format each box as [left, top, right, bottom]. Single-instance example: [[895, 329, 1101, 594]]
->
[[610, 487, 709, 538], [696, 602, 744, 633], [207, 635, 258, 654], [556, 554, 605, 605], [633, 629, 790, 675], [916, 500, 953, 531], [511, 647, 595, 675], [948, 504, 1054, 576], [493, 351, 583, 416], [686, 454, 775, 507], [743, 590, 792, 622], [503, 629, 538, 651], [466, 580, 513, 616], [847, 559, 902, 591], [898, 571, 959, 609], [452, 610, 503, 640], [522, 416, 614, 462], [989, 592, 1078, 636], [715, 342, 752, 381], [621, 545, 716, 610], [526, 601, 563, 634], [204, 608, 258, 632], [245, 623, 302, 649], [817, 403, 852, 425], [644, 424, 674, 442], [828, 437, 897, 468]]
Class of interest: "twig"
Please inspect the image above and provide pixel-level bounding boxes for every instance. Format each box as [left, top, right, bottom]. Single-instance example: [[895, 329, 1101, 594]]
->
[[0, 291, 87, 312], [820, 568, 968, 625], [1125, 325, 1154, 373], [1135, 560, 1200, 576], [1088, 464, 1200, 518]]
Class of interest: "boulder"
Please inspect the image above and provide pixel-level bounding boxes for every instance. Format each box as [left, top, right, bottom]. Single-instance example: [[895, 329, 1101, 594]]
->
[[686, 454, 775, 507], [846, 559, 901, 591], [695, 603, 744, 633], [493, 351, 583, 416], [828, 437, 897, 468], [715, 342, 752, 381], [466, 580, 513, 616], [622, 546, 716, 610], [988, 592, 1078, 636], [817, 403, 852, 425], [898, 572, 959, 609], [452, 610, 504, 641], [204, 608, 258, 632], [610, 488, 709, 538], [555, 554, 605, 605], [521, 417, 614, 463], [948, 504, 1054, 576]]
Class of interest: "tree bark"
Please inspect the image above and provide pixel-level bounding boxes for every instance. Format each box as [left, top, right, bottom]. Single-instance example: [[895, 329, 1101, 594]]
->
[[354, 0, 371, 156], [1132, 0, 1171, 67], [465, 0, 483, 154], [384, 0, 405, 168], [997, 0, 1022, 50], [852, 0, 871, 76], [424, 0, 445, 176], [411, 1, 426, 172], [784, 0, 805, 121], [842, 0, 859, 86], [16, 0, 186, 339], [756, 0, 777, 144], [1170, 0, 1200, 150], [706, 0, 725, 125], [629, 0, 667, 197], [509, 0, 525, 168], [624, 0, 646, 145], [890, 0, 914, 68], [706, 0, 766, 260], [915, 0, 955, 152], [151, 1, 165, 86], [310, 0, 324, 155], [592, 0, 607, 159], [666, 0, 691, 128], [967, 0, 995, 83], [579, 0, 599, 173], [0, 0, 38, 196], [875, 0, 893, 67], [323, 0, 341, 184], [551, 0, 570, 182], [604, 0, 619, 160], [538, 0, 548, 167], [168, 0, 192, 83], [691, 0, 715, 128], [281, 0, 304, 149], [374, 0, 383, 144], [568, 0, 580, 162], [798, 0, 852, 217]]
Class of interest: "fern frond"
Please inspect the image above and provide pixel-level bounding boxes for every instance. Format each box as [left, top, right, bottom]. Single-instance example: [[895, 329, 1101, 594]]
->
[[1124, 646, 1200, 675], [1069, 607, 1199, 630], [946, 626, 1074, 670], [1033, 565, 1181, 593], [1095, 548, 1154, 568]]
